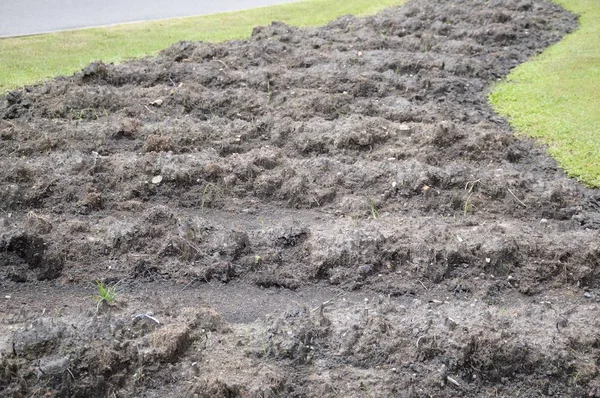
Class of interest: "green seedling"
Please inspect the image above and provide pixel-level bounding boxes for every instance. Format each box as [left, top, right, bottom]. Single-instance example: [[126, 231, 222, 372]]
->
[[463, 179, 479, 216], [75, 108, 98, 121], [360, 378, 373, 398], [257, 216, 265, 229], [572, 371, 580, 385], [463, 192, 474, 217], [201, 183, 213, 214], [368, 198, 379, 220], [92, 280, 118, 311], [267, 79, 272, 104]]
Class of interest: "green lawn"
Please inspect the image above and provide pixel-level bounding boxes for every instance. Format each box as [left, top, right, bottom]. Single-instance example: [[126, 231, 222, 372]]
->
[[0, 0, 402, 94], [490, 0, 600, 187]]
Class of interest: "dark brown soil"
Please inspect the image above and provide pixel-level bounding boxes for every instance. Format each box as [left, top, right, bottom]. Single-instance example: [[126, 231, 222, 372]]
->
[[2, 0, 600, 396]]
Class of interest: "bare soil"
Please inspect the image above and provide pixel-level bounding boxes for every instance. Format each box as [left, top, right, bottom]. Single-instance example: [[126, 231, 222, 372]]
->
[[2, 0, 600, 396]]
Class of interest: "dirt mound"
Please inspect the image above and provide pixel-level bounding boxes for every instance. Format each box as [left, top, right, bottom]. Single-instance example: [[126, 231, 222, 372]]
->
[[2, 0, 600, 396]]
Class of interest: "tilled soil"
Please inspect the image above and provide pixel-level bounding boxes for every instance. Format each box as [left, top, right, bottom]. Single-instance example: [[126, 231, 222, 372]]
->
[[2, 0, 600, 396]]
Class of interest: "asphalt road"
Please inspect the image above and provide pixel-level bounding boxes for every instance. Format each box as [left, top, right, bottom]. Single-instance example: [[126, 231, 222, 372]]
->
[[0, 0, 302, 38]]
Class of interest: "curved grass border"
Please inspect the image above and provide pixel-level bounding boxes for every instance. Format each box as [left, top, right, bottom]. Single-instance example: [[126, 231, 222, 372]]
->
[[0, 0, 403, 94], [490, 0, 600, 187]]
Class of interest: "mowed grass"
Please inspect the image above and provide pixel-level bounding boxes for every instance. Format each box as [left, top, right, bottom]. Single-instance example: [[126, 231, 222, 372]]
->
[[490, 0, 600, 187], [0, 0, 403, 94]]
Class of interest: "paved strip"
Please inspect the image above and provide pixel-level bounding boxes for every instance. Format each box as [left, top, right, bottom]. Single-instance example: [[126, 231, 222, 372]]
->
[[0, 0, 302, 38]]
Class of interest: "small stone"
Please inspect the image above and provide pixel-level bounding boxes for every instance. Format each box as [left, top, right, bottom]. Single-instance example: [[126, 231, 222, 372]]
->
[[151, 175, 163, 184], [398, 124, 412, 132], [584, 292, 593, 298], [446, 317, 458, 330], [39, 356, 69, 376], [358, 264, 373, 276]]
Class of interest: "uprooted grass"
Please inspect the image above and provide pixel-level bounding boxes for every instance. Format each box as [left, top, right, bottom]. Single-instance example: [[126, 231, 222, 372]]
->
[[0, 0, 403, 94], [490, 0, 600, 187]]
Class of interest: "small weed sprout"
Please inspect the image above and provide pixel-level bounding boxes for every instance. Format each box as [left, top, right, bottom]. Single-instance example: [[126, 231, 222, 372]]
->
[[133, 367, 145, 384], [252, 254, 262, 271], [75, 108, 98, 121], [463, 179, 480, 216], [360, 378, 373, 398], [201, 183, 213, 214], [93, 280, 118, 311], [463, 192, 474, 217], [573, 371, 580, 385], [368, 199, 379, 220]]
